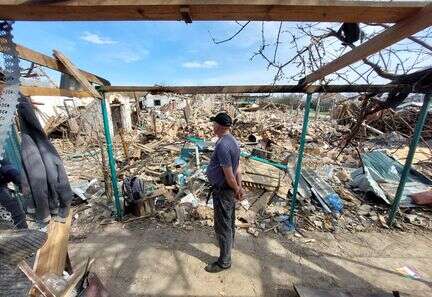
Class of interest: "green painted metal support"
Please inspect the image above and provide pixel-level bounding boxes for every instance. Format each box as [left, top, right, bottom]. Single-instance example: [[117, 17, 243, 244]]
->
[[289, 93, 313, 227], [4, 124, 22, 171], [101, 92, 123, 218], [388, 93, 431, 226]]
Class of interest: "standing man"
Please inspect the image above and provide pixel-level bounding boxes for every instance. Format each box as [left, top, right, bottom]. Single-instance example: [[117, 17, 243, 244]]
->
[[205, 112, 244, 273]]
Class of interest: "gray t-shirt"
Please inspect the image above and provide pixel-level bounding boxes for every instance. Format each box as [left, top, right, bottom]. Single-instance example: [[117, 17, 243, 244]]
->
[[206, 133, 240, 188]]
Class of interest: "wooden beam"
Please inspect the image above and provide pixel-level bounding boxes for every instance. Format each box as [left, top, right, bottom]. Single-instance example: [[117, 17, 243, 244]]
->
[[0, 38, 109, 86], [0, 1, 426, 23], [32, 213, 73, 277], [100, 84, 420, 94], [18, 261, 57, 297], [20, 86, 92, 98], [53, 50, 102, 98], [300, 4, 432, 85], [1, 82, 92, 97]]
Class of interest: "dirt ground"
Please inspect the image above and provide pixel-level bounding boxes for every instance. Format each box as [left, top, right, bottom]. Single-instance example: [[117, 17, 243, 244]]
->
[[69, 219, 432, 297]]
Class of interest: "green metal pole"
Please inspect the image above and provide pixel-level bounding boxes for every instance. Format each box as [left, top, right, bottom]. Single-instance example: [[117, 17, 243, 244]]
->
[[289, 93, 313, 227], [101, 92, 123, 218], [388, 93, 431, 226]]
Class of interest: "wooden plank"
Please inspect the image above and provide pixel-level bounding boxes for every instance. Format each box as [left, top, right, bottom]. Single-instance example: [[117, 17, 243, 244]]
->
[[0, 1, 426, 22], [17, 261, 57, 297], [241, 158, 282, 189], [59, 258, 94, 297], [0, 38, 109, 86], [5, 83, 427, 97], [2, 82, 92, 97], [300, 4, 432, 85], [33, 213, 73, 277], [53, 50, 102, 99], [101, 84, 424, 94], [20, 85, 92, 98]]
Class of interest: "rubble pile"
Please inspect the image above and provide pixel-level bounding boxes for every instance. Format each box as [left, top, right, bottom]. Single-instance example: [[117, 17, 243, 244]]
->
[[53, 95, 432, 238], [368, 107, 432, 140]]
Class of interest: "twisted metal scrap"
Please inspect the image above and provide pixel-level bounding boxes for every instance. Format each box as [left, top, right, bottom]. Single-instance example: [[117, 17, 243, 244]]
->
[[0, 21, 20, 159]]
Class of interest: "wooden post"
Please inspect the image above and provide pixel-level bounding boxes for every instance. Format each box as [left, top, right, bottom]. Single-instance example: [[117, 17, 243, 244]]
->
[[314, 94, 321, 120], [152, 111, 157, 136]]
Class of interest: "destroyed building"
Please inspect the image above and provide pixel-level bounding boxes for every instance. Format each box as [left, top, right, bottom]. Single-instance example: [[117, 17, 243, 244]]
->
[[1, 2, 432, 297]]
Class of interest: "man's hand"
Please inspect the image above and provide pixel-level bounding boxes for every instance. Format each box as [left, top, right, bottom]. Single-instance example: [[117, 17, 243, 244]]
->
[[235, 186, 245, 201]]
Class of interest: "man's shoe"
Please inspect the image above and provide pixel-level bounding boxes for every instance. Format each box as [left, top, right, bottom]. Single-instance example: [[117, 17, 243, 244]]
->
[[204, 262, 231, 273]]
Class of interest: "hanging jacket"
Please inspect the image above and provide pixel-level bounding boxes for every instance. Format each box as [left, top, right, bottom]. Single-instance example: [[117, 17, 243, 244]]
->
[[18, 96, 73, 222]]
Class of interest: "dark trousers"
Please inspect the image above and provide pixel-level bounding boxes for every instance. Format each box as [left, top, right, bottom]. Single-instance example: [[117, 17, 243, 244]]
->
[[213, 187, 235, 268], [0, 187, 28, 229]]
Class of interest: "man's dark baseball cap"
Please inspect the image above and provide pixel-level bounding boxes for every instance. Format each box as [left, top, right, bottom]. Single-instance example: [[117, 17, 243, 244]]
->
[[210, 112, 232, 127]]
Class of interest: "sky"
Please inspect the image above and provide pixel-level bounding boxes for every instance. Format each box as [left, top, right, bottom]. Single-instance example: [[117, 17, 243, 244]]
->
[[12, 21, 284, 86], [11, 21, 431, 88]]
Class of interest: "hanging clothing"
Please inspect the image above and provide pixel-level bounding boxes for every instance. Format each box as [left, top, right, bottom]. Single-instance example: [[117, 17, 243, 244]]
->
[[18, 96, 73, 223]]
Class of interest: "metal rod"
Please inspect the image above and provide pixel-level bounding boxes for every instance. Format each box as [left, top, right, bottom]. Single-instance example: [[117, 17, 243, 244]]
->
[[388, 93, 431, 225], [101, 93, 123, 218], [99, 84, 424, 95], [289, 93, 313, 227]]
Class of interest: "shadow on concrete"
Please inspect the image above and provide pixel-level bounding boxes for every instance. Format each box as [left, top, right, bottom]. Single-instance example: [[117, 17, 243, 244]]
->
[[69, 220, 430, 297]]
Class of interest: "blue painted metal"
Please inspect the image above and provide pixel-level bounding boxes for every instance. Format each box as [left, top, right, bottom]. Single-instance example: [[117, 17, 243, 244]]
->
[[388, 93, 431, 225], [101, 93, 123, 218], [288, 93, 313, 227]]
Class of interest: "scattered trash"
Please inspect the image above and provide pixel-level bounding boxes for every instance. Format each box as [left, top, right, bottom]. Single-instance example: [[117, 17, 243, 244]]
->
[[247, 227, 259, 237], [180, 193, 199, 208], [396, 266, 424, 280], [324, 194, 344, 214], [240, 199, 250, 210]]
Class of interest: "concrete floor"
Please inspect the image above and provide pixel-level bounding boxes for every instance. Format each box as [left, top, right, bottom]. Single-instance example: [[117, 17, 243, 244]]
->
[[70, 220, 432, 297]]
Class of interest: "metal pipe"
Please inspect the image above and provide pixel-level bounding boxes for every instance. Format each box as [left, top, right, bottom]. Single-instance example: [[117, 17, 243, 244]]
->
[[101, 93, 123, 218], [388, 93, 431, 225], [289, 93, 313, 227]]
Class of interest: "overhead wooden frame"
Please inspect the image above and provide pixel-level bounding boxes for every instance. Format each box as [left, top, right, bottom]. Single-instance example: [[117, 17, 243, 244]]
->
[[301, 3, 432, 85], [1, 83, 420, 98], [20, 86, 92, 98], [0, 38, 109, 86], [100, 84, 420, 94], [53, 50, 102, 98], [0, 1, 428, 23]]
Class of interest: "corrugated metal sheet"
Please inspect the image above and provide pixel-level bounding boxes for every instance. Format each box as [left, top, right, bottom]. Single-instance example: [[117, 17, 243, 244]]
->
[[361, 151, 432, 207]]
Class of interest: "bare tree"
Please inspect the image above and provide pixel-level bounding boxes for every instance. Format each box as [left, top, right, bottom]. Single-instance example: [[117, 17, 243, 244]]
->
[[210, 21, 432, 151]]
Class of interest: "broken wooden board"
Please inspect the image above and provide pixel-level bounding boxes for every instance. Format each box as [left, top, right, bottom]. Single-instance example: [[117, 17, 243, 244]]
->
[[18, 261, 57, 297], [241, 157, 291, 196], [241, 157, 282, 189], [294, 285, 401, 297], [59, 258, 94, 297], [53, 50, 101, 99], [250, 191, 274, 213], [33, 213, 73, 277]]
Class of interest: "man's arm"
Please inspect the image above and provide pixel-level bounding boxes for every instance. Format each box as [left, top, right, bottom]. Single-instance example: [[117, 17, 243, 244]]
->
[[235, 165, 245, 200], [222, 166, 240, 193], [222, 166, 244, 200], [235, 164, 242, 187]]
